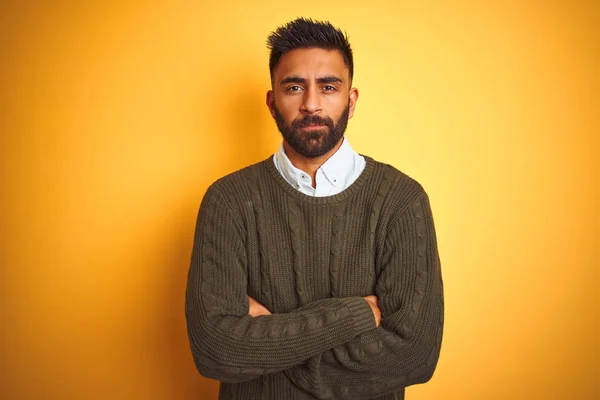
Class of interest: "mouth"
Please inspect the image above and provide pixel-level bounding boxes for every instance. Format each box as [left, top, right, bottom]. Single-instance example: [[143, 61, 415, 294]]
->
[[301, 124, 326, 130]]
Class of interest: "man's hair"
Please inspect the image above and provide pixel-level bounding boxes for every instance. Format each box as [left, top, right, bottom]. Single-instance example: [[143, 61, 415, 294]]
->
[[266, 18, 354, 82]]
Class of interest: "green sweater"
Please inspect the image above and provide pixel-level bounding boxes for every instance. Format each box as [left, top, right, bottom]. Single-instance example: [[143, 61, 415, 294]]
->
[[185, 156, 444, 400]]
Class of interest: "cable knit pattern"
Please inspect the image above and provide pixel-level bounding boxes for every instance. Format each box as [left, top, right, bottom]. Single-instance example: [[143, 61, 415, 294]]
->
[[329, 202, 346, 297], [185, 156, 444, 400], [288, 197, 308, 306], [366, 170, 392, 294], [247, 168, 273, 312]]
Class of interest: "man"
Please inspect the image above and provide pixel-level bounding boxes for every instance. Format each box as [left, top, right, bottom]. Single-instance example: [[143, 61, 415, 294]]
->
[[185, 18, 444, 400]]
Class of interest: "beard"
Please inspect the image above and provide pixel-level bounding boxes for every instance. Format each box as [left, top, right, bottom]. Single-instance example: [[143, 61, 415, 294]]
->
[[273, 102, 350, 158]]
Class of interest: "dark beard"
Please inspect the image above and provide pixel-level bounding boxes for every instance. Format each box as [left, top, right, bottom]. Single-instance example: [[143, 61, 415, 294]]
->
[[273, 102, 350, 158]]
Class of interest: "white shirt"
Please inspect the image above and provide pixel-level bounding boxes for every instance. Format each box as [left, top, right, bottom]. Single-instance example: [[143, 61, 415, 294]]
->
[[273, 137, 366, 197]]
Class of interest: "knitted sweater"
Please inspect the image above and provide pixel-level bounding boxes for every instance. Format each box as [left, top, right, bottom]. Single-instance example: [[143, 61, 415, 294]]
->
[[185, 156, 444, 400]]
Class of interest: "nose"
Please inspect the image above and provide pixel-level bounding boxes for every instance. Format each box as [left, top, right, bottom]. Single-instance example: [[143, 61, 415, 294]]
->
[[300, 86, 321, 114]]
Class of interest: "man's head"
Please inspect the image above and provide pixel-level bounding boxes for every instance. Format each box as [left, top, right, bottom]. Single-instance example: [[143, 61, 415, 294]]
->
[[266, 18, 358, 159]]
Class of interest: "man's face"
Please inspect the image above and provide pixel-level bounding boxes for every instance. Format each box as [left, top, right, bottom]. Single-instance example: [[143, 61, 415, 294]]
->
[[266, 48, 358, 158]]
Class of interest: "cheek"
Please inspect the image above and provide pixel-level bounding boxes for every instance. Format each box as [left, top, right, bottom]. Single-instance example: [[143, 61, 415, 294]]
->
[[275, 98, 301, 120], [323, 95, 348, 112], [276, 94, 300, 109], [329, 105, 348, 121]]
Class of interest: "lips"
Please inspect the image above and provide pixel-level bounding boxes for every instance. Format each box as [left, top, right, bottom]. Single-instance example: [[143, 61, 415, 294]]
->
[[301, 124, 325, 130], [293, 116, 332, 131]]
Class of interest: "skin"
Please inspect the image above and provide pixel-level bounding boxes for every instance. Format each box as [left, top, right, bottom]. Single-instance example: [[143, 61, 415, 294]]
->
[[247, 47, 381, 327], [266, 47, 359, 186]]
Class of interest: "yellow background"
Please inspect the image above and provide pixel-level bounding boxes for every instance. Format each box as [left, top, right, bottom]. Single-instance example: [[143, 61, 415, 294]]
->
[[1, 1, 598, 399]]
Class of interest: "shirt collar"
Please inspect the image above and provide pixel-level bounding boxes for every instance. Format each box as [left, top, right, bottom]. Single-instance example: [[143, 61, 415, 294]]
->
[[274, 136, 358, 189], [318, 137, 355, 187], [275, 143, 304, 189]]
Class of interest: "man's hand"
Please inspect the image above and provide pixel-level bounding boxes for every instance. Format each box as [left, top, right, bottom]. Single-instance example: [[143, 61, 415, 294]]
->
[[363, 295, 381, 327], [248, 296, 272, 317]]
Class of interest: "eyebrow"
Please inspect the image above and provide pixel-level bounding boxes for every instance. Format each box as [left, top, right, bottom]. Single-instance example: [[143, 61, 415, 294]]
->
[[280, 76, 344, 85]]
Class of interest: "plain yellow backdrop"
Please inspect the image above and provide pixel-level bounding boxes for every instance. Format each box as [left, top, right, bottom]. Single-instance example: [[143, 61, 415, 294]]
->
[[1, 1, 598, 399]]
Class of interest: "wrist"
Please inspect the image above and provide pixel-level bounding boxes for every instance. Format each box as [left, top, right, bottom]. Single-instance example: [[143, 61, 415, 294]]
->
[[341, 297, 377, 336]]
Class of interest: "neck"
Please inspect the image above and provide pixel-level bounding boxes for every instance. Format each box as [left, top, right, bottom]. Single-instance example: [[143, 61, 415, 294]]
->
[[283, 138, 344, 188]]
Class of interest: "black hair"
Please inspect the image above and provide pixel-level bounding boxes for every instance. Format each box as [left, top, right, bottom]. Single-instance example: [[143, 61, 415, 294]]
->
[[266, 18, 354, 82]]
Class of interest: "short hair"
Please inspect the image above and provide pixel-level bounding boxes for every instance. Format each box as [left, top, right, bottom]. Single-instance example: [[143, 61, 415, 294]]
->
[[266, 18, 354, 83]]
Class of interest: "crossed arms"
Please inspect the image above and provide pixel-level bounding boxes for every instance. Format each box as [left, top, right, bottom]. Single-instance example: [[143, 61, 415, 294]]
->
[[248, 294, 381, 326]]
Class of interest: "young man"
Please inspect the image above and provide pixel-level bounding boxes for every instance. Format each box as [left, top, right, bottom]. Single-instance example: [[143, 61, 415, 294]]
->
[[185, 18, 444, 400]]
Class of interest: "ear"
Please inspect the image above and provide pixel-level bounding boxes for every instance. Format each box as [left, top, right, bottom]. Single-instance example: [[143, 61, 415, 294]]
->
[[348, 87, 359, 119], [266, 90, 276, 119]]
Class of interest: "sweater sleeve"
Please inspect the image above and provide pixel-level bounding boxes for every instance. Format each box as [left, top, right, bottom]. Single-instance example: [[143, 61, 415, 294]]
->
[[284, 190, 444, 399], [185, 184, 377, 383]]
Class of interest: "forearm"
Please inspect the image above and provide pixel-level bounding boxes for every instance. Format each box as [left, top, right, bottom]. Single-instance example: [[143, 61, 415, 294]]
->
[[186, 289, 376, 382]]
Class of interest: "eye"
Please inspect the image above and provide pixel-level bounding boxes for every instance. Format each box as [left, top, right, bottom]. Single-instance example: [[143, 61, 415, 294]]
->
[[287, 85, 302, 92], [323, 85, 336, 92]]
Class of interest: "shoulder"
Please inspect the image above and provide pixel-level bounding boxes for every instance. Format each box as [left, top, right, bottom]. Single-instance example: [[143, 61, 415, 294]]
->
[[202, 157, 271, 207], [367, 156, 427, 196], [364, 156, 430, 216]]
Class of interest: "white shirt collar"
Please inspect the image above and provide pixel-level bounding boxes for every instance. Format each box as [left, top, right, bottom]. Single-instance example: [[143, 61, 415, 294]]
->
[[273, 137, 366, 197], [319, 137, 355, 186]]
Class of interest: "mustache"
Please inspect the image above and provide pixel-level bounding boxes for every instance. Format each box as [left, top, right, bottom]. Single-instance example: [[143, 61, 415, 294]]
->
[[292, 115, 334, 129]]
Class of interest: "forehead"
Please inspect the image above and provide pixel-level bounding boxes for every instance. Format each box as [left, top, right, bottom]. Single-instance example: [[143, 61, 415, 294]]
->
[[274, 48, 349, 80]]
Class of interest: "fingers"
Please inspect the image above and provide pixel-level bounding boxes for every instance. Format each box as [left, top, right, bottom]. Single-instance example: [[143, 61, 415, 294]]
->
[[248, 295, 272, 317], [363, 295, 381, 327], [363, 295, 378, 304]]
